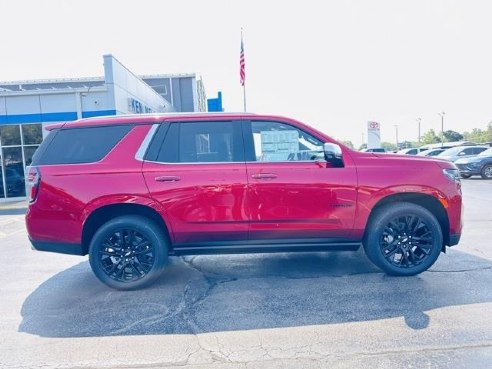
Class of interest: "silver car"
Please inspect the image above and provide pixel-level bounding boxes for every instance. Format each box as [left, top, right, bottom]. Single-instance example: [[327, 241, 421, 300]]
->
[[437, 145, 488, 162]]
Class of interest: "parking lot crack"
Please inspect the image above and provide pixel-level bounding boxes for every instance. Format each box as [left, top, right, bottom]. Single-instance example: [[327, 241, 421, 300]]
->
[[428, 266, 492, 273]]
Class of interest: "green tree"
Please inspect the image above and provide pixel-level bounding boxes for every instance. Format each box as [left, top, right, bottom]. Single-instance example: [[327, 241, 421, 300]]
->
[[443, 130, 463, 142], [421, 129, 440, 144], [381, 142, 396, 151]]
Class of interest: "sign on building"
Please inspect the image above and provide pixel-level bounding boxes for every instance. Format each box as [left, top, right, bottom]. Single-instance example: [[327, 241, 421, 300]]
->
[[367, 121, 381, 149]]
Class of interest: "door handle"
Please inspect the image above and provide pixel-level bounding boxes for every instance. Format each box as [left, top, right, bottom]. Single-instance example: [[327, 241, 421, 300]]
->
[[155, 176, 181, 182], [251, 173, 277, 180]]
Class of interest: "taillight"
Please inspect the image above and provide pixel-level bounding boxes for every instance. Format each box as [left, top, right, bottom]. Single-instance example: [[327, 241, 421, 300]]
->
[[26, 166, 41, 203]]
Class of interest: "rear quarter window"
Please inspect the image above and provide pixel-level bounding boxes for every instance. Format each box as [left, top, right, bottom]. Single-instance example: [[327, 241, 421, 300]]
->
[[31, 125, 133, 165]]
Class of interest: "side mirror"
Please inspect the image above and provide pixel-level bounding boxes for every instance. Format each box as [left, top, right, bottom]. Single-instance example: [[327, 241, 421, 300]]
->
[[323, 143, 344, 167]]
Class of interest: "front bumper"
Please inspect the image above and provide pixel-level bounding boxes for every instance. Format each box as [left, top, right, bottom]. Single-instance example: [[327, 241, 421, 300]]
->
[[448, 233, 461, 247], [455, 163, 481, 176]]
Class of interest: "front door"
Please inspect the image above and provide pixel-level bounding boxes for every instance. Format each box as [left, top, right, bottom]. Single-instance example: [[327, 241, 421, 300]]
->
[[243, 120, 358, 241]]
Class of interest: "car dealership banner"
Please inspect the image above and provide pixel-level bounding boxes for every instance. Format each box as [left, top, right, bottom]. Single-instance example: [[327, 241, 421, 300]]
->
[[367, 121, 381, 149]]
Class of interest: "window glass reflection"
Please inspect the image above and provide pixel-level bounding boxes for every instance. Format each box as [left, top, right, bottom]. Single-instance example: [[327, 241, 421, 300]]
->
[[0, 125, 22, 146], [0, 153, 4, 199], [2, 147, 26, 197], [22, 124, 43, 145], [23, 146, 39, 167]]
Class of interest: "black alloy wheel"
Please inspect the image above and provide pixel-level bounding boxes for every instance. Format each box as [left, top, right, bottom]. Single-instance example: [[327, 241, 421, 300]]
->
[[99, 229, 155, 283], [89, 215, 168, 290], [364, 202, 442, 276]]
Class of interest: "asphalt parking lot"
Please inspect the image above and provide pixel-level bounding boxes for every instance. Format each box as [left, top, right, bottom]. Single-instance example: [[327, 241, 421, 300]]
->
[[1, 179, 491, 369]]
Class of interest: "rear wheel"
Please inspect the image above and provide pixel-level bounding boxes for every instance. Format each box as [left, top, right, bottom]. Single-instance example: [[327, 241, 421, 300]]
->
[[89, 215, 168, 290], [460, 174, 471, 179], [363, 202, 442, 276], [481, 165, 492, 179]]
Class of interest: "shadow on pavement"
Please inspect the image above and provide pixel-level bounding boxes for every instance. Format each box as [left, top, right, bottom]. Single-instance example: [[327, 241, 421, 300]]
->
[[0, 208, 27, 216], [19, 248, 492, 337]]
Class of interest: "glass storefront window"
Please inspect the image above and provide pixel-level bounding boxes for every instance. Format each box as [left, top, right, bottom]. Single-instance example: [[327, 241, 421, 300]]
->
[[0, 125, 22, 146], [22, 124, 43, 145], [2, 147, 26, 197], [0, 153, 4, 199], [0, 123, 43, 199], [23, 146, 39, 167]]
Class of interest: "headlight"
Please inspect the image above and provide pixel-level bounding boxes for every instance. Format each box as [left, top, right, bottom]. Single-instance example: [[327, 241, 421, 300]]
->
[[443, 168, 460, 182]]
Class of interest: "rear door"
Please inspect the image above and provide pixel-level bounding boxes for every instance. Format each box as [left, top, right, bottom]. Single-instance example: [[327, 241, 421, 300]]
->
[[242, 120, 358, 241], [142, 120, 249, 246]]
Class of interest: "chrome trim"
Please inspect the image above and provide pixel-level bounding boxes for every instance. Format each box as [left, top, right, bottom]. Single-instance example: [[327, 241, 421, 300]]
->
[[135, 124, 159, 161], [143, 159, 328, 165]]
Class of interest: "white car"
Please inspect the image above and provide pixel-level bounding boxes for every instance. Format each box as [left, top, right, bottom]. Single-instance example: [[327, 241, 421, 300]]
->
[[417, 148, 446, 157], [397, 148, 422, 155]]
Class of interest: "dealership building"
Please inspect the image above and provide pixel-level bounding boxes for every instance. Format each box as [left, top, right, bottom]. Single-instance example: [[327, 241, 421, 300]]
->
[[0, 54, 208, 201]]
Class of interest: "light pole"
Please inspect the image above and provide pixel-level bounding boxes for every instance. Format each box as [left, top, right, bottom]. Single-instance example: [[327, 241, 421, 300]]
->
[[394, 124, 399, 150], [416, 117, 421, 143], [438, 112, 445, 147]]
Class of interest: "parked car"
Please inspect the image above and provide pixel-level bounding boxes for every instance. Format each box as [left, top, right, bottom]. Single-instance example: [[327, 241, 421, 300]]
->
[[397, 148, 422, 155], [454, 147, 492, 179], [437, 145, 488, 162], [417, 148, 446, 157], [26, 113, 463, 290], [361, 148, 387, 153]]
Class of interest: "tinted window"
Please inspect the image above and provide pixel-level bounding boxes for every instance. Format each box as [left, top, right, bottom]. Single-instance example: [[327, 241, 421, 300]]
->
[[32, 125, 133, 165], [155, 121, 243, 163], [250, 121, 324, 162]]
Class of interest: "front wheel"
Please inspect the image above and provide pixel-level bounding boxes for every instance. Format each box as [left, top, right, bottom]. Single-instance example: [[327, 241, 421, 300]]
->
[[481, 165, 492, 179], [460, 174, 472, 179], [363, 202, 443, 276], [89, 215, 168, 290]]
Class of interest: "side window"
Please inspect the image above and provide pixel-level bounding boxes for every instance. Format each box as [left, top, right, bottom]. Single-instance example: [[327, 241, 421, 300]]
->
[[32, 125, 133, 165], [155, 121, 243, 163], [250, 121, 324, 162]]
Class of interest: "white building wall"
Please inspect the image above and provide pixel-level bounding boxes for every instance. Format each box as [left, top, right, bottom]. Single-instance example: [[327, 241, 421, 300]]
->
[[103, 54, 172, 114]]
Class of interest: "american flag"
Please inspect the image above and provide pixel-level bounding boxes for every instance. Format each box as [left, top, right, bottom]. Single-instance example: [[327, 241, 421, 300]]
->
[[240, 35, 245, 86]]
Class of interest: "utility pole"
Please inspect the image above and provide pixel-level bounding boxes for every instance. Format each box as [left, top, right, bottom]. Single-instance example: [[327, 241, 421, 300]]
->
[[438, 112, 445, 147], [394, 124, 399, 150], [416, 117, 421, 143]]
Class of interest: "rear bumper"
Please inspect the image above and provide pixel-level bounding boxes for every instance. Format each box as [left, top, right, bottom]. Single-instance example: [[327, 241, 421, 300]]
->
[[29, 238, 86, 256]]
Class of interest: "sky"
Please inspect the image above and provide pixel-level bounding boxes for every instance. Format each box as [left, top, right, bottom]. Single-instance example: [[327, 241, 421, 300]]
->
[[2, 0, 492, 147]]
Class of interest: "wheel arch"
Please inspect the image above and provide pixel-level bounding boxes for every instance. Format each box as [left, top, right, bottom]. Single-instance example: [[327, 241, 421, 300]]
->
[[364, 192, 450, 250], [81, 203, 171, 255]]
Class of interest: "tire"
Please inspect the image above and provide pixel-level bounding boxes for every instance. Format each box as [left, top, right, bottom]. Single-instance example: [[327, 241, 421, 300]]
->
[[460, 174, 472, 179], [89, 215, 168, 290], [363, 202, 443, 276], [481, 164, 492, 179]]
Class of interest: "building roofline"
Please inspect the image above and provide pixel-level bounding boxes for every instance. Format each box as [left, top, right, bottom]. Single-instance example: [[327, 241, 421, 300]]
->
[[139, 73, 198, 79], [0, 76, 104, 85]]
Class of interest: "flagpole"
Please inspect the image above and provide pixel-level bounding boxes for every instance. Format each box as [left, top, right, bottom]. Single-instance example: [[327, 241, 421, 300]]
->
[[240, 28, 247, 112], [243, 82, 247, 112]]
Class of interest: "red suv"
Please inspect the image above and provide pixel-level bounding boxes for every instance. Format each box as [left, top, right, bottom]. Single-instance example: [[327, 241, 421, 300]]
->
[[26, 113, 463, 290]]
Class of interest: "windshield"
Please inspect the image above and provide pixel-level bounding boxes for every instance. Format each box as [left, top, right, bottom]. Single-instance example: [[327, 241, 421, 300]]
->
[[479, 148, 492, 156]]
